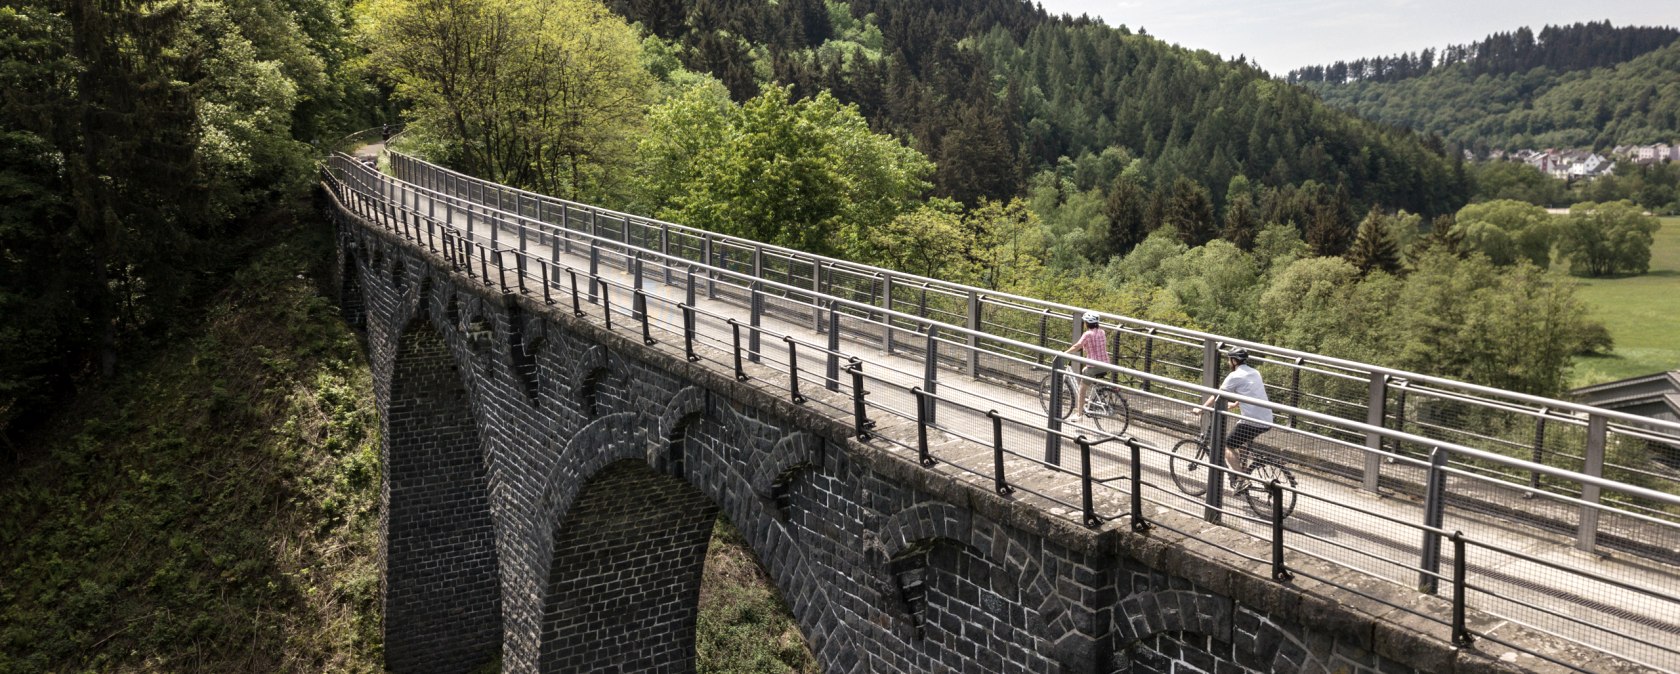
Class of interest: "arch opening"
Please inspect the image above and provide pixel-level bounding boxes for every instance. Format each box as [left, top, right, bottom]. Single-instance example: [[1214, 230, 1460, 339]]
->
[[539, 459, 718, 672], [539, 457, 819, 673], [383, 317, 501, 673]]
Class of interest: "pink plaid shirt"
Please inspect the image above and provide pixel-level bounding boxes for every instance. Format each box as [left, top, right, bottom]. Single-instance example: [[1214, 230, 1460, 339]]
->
[[1075, 328, 1110, 364]]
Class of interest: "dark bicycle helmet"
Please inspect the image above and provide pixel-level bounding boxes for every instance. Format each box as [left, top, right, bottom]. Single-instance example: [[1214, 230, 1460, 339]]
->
[[1226, 347, 1250, 364]]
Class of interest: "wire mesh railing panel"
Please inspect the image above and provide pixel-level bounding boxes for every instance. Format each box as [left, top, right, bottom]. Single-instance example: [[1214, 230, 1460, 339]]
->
[[334, 151, 1680, 672]]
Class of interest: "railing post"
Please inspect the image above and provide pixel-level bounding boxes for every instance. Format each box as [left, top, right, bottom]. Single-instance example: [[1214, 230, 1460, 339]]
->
[[1141, 328, 1156, 393], [1529, 409, 1548, 493], [811, 259, 823, 332], [465, 203, 476, 246], [989, 411, 1011, 495], [1418, 447, 1449, 594], [882, 274, 896, 354], [569, 269, 584, 317], [1270, 479, 1292, 581], [1128, 438, 1149, 532], [826, 305, 841, 392], [1363, 372, 1389, 492], [1391, 384, 1409, 454], [561, 204, 573, 255], [749, 283, 763, 364], [682, 304, 698, 362], [661, 225, 672, 285], [1289, 357, 1304, 429], [1451, 532, 1474, 647], [784, 336, 805, 405], [1037, 311, 1050, 365], [1046, 357, 1065, 466], [966, 290, 981, 377], [849, 358, 873, 440], [1078, 436, 1100, 527], [588, 242, 600, 304], [913, 388, 935, 467], [597, 280, 612, 332], [636, 289, 654, 346], [1204, 408, 1226, 524], [1200, 340, 1222, 395], [923, 326, 940, 425], [729, 319, 747, 381], [1577, 414, 1608, 552], [632, 257, 645, 321], [703, 235, 716, 299]]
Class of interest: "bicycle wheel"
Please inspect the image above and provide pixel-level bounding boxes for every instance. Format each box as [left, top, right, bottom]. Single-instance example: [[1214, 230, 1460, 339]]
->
[[1170, 439, 1208, 496], [1087, 387, 1130, 435], [1242, 461, 1298, 520], [1037, 373, 1077, 419]]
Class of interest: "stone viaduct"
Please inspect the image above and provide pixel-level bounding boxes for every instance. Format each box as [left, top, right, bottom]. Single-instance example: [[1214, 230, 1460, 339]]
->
[[323, 182, 1569, 674]]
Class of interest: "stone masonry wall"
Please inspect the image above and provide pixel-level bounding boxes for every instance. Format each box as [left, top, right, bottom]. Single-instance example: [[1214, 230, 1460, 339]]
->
[[328, 187, 1563, 674]]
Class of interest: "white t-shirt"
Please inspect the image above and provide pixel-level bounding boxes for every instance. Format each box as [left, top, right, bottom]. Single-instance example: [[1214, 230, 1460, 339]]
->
[[1220, 364, 1274, 425]]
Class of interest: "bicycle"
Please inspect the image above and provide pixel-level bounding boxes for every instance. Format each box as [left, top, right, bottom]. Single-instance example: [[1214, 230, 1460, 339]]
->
[[1168, 416, 1296, 520], [1037, 369, 1130, 435]]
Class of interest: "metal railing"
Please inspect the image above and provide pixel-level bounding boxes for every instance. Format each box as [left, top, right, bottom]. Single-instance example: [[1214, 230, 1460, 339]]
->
[[327, 151, 1680, 673]]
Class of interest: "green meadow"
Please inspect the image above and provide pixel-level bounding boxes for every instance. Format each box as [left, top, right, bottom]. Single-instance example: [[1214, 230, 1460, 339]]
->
[[1571, 216, 1680, 388]]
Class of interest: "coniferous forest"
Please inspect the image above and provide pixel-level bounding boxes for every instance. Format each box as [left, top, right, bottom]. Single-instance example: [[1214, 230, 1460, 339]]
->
[[1290, 22, 1680, 151]]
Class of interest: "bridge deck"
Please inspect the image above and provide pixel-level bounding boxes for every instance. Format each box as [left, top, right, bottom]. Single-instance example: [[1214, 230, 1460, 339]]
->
[[332, 149, 1679, 673]]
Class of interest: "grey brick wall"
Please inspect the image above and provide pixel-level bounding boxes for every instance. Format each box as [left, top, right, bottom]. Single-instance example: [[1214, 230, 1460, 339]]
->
[[327, 193, 1546, 674], [383, 316, 503, 672]]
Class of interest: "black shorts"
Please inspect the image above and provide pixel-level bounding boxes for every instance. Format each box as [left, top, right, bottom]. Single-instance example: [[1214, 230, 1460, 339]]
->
[[1225, 421, 1269, 451]]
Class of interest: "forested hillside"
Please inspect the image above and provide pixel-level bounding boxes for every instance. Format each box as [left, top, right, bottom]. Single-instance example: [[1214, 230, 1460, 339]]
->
[[606, 0, 1467, 219], [0, 0, 381, 443], [1291, 23, 1680, 151]]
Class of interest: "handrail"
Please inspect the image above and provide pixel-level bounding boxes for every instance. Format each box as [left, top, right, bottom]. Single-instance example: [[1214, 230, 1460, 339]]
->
[[335, 152, 1680, 511], [322, 154, 1680, 673], [381, 147, 1680, 437]]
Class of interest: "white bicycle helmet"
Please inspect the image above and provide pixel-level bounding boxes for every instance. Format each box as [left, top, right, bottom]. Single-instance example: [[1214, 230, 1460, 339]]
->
[[1082, 311, 1101, 325]]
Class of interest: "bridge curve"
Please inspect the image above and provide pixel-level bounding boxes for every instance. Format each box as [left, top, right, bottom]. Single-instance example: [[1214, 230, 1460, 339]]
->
[[324, 148, 1680, 673]]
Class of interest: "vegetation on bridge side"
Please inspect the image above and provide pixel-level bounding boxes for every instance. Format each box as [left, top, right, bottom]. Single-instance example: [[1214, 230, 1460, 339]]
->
[[0, 222, 384, 672], [699, 518, 818, 673]]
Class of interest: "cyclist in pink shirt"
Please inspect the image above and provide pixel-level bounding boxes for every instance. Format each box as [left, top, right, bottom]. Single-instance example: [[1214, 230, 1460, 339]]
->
[[1063, 311, 1109, 422]]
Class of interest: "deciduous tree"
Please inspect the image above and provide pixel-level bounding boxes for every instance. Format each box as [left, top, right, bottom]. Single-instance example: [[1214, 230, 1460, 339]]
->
[[1556, 200, 1660, 276]]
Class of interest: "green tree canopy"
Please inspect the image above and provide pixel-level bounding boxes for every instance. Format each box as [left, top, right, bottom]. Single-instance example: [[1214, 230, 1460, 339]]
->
[[359, 0, 651, 199], [636, 84, 933, 256], [1455, 199, 1554, 267], [1556, 200, 1661, 276]]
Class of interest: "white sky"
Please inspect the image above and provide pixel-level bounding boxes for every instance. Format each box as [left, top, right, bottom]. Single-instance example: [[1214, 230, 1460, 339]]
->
[[1032, 0, 1680, 74]]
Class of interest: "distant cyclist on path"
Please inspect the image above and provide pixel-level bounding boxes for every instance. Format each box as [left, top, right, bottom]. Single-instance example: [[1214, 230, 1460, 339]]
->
[[1200, 347, 1274, 488], [1063, 311, 1109, 423]]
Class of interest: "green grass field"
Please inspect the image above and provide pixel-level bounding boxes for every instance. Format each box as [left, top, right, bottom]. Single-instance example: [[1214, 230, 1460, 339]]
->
[[1571, 216, 1680, 388]]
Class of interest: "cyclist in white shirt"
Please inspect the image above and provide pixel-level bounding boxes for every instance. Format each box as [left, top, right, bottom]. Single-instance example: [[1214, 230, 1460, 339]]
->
[[1200, 347, 1273, 488]]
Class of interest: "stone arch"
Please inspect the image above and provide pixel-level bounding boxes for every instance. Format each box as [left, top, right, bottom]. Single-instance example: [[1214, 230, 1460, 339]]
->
[[1108, 593, 1330, 674], [383, 314, 502, 673], [1112, 590, 1233, 647], [391, 255, 408, 292], [748, 432, 823, 519], [538, 458, 718, 673], [530, 411, 835, 674], [652, 386, 707, 474], [569, 345, 608, 419], [875, 502, 1063, 671], [501, 298, 542, 405]]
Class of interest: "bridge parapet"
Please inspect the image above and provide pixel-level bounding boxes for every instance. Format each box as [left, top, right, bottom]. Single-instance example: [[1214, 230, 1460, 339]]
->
[[324, 150, 1680, 673]]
